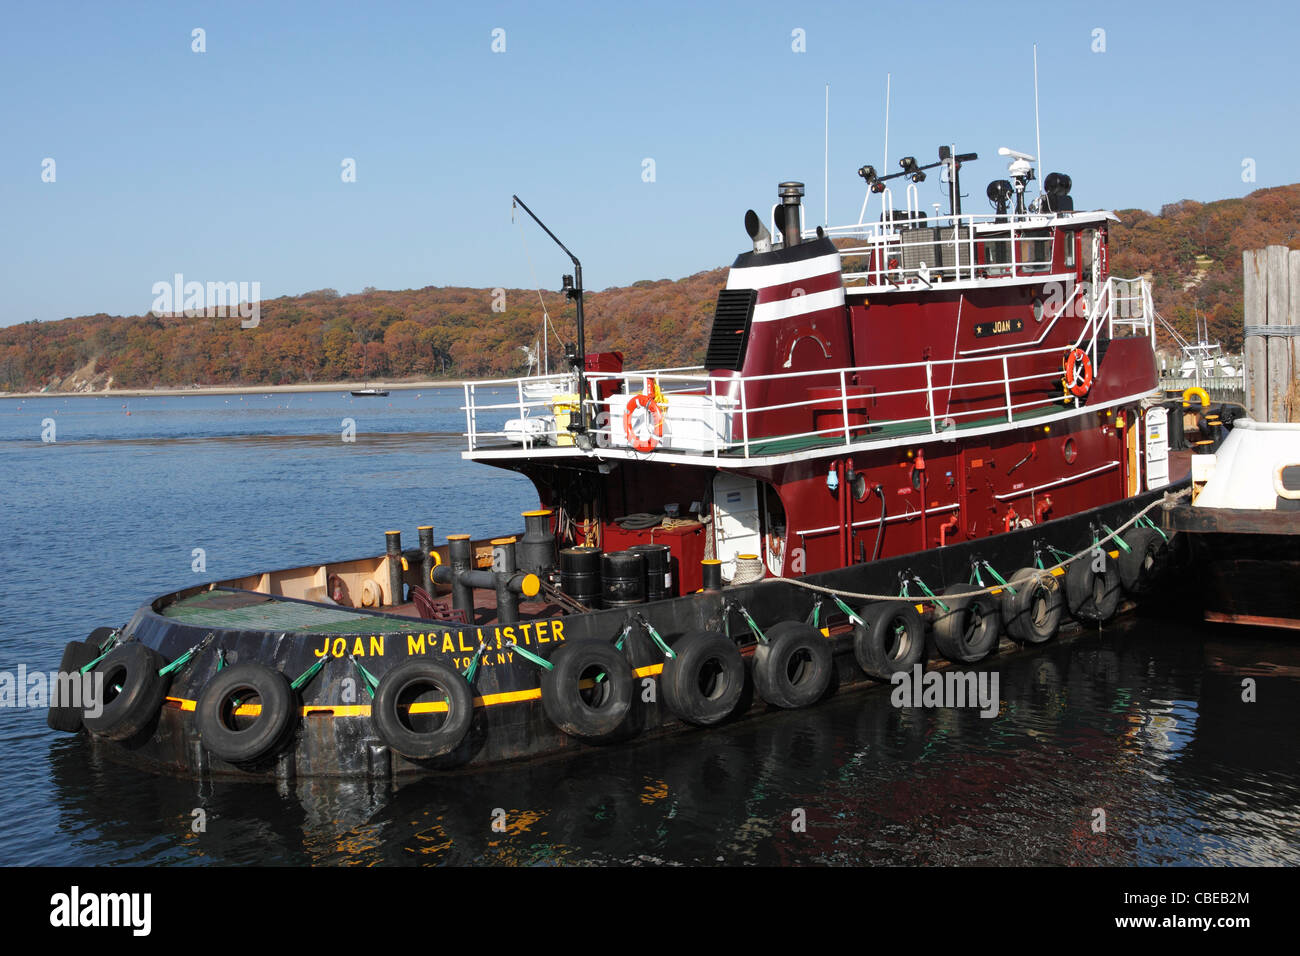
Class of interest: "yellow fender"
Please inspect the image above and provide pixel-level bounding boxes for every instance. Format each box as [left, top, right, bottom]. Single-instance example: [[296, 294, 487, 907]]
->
[[1182, 386, 1210, 408]]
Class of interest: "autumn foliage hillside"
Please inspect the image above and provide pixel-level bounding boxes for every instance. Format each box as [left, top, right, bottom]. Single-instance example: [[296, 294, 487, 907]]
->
[[1109, 183, 1300, 353], [0, 270, 727, 391], [3, 184, 1297, 392]]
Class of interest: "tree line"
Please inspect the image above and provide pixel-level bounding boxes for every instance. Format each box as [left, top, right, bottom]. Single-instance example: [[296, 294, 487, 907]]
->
[[2, 184, 1296, 391]]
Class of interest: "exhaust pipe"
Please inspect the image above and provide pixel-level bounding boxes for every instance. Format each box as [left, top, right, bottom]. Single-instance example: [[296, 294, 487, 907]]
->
[[744, 210, 772, 254], [777, 182, 804, 248]]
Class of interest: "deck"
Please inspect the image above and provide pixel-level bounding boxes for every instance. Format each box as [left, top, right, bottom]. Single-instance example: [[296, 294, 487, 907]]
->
[[162, 586, 566, 636]]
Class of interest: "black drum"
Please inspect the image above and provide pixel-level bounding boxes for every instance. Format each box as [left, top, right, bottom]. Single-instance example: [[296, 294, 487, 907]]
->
[[629, 543, 673, 601], [601, 551, 646, 608], [559, 547, 602, 607]]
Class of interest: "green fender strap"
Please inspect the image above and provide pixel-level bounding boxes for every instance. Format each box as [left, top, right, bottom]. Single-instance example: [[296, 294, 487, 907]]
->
[[909, 575, 949, 614], [348, 655, 381, 699], [830, 595, 863, 628], [290, 654, 328, 691], [506, 641, 552, 671], [462, 643, 488, 682], [980, 560, 1014, 595], [158, 632, 216, 677], [639, 616, 675, 660], [79, 631, 122, 675], [806, 598, 824, 628], [735, 604, 767, 644], [1101, 523, 1131, 553]]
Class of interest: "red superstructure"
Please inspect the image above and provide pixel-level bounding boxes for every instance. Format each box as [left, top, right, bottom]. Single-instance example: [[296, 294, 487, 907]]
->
[[466, 146, 1171, 588]]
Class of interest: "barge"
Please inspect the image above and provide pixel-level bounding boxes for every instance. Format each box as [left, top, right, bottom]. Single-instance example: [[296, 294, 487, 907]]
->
[[50, 144, 1196, 778], [1167, 417, 1300, 629]]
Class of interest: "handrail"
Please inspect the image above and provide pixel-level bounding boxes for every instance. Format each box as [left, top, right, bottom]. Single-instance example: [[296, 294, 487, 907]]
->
[[462, 274, 1156, 458], [831, 207, 1116, 290]]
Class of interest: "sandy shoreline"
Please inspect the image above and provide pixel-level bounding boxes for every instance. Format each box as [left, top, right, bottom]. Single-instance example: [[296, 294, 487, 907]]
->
[[0, 380, 471, 400]]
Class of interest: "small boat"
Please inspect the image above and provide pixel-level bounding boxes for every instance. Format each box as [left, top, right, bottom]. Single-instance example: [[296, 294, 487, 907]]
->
[[350, 385, 389, 397]]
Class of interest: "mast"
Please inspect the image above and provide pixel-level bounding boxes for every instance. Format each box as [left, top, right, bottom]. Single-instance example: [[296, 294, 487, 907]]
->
[[512, 195, 590, 436]]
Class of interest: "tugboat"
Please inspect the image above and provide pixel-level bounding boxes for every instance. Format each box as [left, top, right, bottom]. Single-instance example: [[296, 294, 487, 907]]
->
[[49, 145, 1194, 778]]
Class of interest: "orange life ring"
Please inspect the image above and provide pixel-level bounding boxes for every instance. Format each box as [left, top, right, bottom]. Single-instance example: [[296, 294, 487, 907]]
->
[[1063, 348, 1093, 397], [624, 392, 664, 452]]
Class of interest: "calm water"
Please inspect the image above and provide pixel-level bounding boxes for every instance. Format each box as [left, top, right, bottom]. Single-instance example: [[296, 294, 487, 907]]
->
[[2, 390, 1298, 866]]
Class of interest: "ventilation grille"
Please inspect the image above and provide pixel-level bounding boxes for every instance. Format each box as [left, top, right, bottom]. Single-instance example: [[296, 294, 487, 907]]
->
[[704, 288, 758, 370]]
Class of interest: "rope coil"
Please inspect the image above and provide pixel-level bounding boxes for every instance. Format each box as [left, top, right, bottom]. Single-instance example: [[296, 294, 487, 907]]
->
[[731, 555, 766, 586]]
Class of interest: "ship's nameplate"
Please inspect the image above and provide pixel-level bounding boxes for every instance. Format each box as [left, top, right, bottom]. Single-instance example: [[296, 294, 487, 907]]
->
[[973, 318, 1024, 338]]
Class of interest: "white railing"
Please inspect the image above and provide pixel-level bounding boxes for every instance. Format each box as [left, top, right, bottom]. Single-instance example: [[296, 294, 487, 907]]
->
[[463, 277, 1155, 459], [828, 210, 1070, 288], [1107, 276, 1154, 341]]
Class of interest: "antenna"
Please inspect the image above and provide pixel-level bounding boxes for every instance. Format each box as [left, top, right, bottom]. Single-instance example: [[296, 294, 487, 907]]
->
[[824, 83, 830, 227], [882, 72, 891, 177], [1033, 44, 1043, 201]]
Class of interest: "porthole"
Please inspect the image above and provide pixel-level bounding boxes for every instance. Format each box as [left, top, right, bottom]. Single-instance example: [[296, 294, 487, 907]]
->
[[1062, 437, 1078, 464]]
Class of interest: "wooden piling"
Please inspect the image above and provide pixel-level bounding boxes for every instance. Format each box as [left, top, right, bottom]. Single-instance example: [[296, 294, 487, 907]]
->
[[1242, 245, 1300, 423], [1291, 250, 1300, 421], [1267, 245, 1290, 423], [1243, 249, 1268, 420]]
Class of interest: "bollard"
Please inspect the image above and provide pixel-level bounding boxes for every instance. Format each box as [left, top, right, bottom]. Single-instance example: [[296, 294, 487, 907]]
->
[[434, 537, 539, 625], [418, 525, 436, 597], [385, 531, 403, 606], [519, 510, 556, 575], [492, 538, 520, 624], [447, 534, 473, 617]]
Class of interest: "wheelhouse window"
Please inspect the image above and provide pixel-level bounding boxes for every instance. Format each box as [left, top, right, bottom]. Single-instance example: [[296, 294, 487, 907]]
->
[[1019, 229, 1053, 274], [982, 232, 1012, 276]]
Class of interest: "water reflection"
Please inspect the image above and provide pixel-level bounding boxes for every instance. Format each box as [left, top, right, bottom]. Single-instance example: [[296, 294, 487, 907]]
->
[[40, 617, 1300, 866]]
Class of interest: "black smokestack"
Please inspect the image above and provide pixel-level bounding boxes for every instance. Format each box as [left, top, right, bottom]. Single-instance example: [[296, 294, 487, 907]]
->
[[778, 182, 804, 247]]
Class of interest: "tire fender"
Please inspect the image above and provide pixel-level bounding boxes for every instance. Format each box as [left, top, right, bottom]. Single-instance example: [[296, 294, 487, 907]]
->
[[47, 639, 100, 733], [931, 583, 1001, 664], [1116, 527, 1165, 595], [852, 602, 926, 679], [660, 630, 745, 727], [1001, 567, 1063, 645], [83, 643, 169, 741], [371, 659, 474, 759], [195, 662, 297, 764], [752, 621, 833, 709], [540, 640, 634, 740], [1065, 553, 1121, 623]]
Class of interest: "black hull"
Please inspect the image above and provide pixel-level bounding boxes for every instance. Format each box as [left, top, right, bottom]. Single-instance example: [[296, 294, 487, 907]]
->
[[75, 485, 1183, 779], [1168, 504, 1300, 630]]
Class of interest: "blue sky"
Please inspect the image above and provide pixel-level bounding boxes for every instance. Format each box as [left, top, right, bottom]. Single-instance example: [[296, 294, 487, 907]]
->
[[3, 0, 1296, 326]]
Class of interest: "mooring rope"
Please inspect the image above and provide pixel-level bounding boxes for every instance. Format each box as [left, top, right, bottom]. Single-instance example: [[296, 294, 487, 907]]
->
[[767, 486, 1191, 603]]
